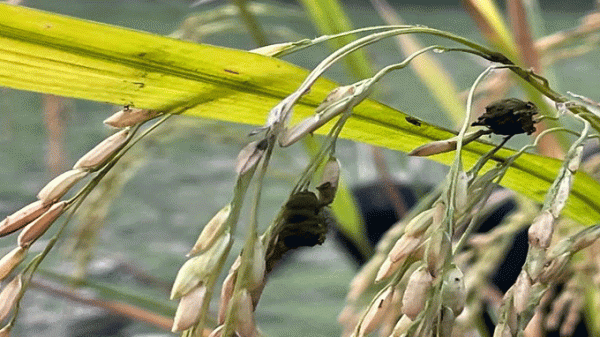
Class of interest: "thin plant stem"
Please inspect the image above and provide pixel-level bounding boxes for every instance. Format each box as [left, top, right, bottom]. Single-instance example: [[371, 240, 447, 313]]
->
[[8, 188, 86, 329], [221, 135, 274, 337], [287, 44, 448, 193], [291, 111, 349, 194], [4, 113, 175, 330], [36, 268, 176, 316], [270, 25, 411, 57], [186, 171, 257, 337], [453, 137, 513, 254], [467, 134, 512, 179], [447, 65, 518, 221], [228, 0, 268, 46]]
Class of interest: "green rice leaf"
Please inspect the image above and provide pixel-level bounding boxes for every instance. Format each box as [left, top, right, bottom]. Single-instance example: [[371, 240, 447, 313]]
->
[[1, 4, 600, 226]]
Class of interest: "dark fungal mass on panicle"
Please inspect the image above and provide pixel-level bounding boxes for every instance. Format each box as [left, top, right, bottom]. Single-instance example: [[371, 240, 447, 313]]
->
[[265, 191, 330, 273], [471, 98, 538, 136], [279, 191, 326, 249], [256, 138, 269, 151]]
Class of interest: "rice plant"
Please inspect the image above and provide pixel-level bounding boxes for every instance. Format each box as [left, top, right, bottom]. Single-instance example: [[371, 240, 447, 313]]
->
[[0, 1, 600, 337]]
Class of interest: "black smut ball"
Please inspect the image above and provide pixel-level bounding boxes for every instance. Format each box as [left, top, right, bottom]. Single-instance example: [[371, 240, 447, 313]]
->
[[472, 98, 538, 136]]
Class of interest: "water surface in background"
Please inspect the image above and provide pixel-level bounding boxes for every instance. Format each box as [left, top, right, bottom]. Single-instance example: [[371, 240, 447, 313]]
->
[[0, 1, 599, 336]]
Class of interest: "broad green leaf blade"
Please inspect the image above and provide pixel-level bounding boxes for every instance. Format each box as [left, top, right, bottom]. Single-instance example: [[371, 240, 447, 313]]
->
[[0, 4, 324, 115], [1, 4, 600, 226]]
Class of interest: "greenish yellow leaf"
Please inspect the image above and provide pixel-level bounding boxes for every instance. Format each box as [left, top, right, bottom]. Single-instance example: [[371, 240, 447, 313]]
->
[[0, 4, 599, 227]]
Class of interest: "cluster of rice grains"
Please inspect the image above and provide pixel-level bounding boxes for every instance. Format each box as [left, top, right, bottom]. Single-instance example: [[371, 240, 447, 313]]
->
[[3, 29, 600, 337], [339, 89, 600, 336], [0, 107, 162, 335], [168, 79, 354, 336], [168, 136, 342, 336], [0, 30, 483, 337], [168, 29, 454, 337]]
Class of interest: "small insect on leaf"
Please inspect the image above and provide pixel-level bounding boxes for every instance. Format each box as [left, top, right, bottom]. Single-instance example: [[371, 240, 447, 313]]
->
[[405, 116, 422, 127], [104, 107, 160, 128], [471, 98, 538, 136]]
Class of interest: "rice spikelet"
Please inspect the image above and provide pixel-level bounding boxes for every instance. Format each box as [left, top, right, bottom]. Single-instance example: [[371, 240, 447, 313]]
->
[[74, 129, 129, 170], [17, 201, 66, 248], [0, 201, 50, 237], [0, 247, 26, 281]]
